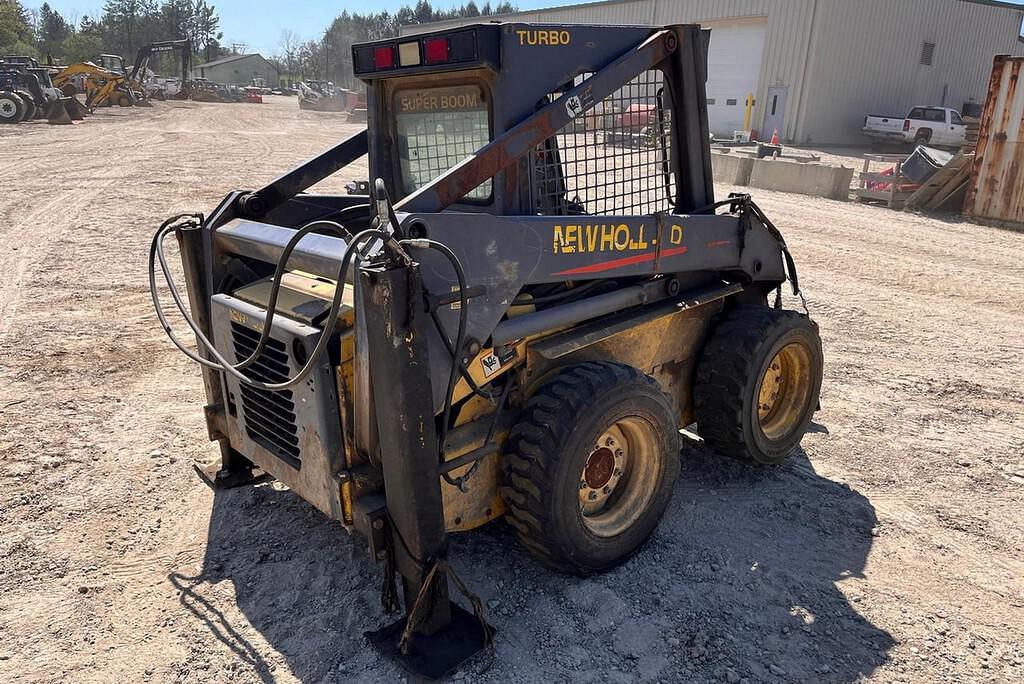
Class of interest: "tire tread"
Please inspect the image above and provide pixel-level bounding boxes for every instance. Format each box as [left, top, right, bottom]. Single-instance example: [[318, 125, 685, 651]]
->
[[504, 361, 670, 573]]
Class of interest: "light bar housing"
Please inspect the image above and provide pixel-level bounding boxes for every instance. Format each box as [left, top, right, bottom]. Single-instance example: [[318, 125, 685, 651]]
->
[[353, 27, 496, 77]]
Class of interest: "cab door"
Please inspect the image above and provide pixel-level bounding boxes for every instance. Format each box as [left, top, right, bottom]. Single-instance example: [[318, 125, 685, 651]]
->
[[946, 110, 966, 146]]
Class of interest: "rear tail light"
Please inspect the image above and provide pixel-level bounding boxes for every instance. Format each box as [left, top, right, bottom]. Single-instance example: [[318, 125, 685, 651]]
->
[[374, 46, 395, 70], [903, 119, 911, 131], [424, 37, 449, 64], [352, 30, 479, 75]]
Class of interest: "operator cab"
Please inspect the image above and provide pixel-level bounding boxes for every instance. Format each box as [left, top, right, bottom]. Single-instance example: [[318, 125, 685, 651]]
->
[[97, 54, 126, 75], [353, 23, 709, 218]]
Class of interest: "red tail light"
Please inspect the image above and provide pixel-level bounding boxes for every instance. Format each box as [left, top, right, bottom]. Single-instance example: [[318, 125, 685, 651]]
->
[[424, 37, 450, 64], [374, 46, 395, 70], [903, 119, 911, 131]]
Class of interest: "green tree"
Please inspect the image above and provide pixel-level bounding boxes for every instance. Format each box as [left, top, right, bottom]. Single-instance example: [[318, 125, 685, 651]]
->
[[0, 0, 33, 52], [37, 3, 72, 59], [413, 0, 434, 24], [193, 1, 222, 60], [101, 0, 157, 58], [61, 31, 104, 63]]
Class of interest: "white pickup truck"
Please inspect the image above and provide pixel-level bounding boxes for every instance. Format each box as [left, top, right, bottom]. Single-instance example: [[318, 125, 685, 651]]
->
[[862, 106, 966, 147]]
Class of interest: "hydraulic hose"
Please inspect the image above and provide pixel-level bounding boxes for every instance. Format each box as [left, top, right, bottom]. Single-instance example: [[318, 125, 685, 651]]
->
[[150, 213, 388, 391], [400, 238, 469, 488], [153, 213, 479, 487]]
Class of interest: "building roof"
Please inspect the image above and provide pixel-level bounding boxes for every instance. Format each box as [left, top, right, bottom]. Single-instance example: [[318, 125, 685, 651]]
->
[[194, 53, 269, 69]]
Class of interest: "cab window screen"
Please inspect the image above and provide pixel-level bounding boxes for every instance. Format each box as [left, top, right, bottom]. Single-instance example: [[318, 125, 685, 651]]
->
[[395, 85, 491, 201]]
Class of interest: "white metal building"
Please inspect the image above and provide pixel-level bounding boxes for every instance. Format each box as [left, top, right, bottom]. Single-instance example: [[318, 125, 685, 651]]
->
[[400, 0, 1024, 144], [192, 54, 279, 87]]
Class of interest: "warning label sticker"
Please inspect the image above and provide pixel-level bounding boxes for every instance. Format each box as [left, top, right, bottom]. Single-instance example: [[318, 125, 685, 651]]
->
[[480, 351, 501, 378]]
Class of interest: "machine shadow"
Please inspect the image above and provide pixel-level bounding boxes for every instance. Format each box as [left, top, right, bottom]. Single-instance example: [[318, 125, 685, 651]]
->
[[176, 442, 893, 682]]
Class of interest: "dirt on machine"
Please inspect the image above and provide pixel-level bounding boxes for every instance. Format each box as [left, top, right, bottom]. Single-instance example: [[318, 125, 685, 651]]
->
[[150, 22, 823, 678]]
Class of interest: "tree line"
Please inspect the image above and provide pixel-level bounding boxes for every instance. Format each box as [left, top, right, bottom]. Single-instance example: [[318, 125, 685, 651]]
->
[[0, 0, 222, 65], [274, 1, 517, 89]]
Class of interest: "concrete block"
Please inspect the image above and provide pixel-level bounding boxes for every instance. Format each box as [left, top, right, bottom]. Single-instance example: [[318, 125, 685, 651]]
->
[[711, 152, 753, 186], [748, 158, 853, 201]]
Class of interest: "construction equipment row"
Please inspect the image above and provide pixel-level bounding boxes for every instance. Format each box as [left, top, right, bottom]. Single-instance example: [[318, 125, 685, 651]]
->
[[1, 40, 267, 126]]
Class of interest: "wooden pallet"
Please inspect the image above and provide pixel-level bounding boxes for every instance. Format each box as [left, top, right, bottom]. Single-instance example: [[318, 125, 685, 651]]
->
[[962, 116, 980, 154], [903, 152, 974, 212], [855, 154, 916, 209]]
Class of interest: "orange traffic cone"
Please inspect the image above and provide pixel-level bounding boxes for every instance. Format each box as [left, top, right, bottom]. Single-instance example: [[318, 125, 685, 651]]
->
[[770, 128, 780, 145]]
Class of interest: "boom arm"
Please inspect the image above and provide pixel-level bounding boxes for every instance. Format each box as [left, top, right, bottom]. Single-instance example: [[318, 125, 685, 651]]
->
[[52, 62, 122, 87], [129, 40, 192, 85]]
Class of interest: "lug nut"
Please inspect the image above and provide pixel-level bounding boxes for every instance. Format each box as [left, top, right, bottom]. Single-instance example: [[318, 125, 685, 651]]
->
[[602, 486, 611, 494], [588, 491, 597, 500]]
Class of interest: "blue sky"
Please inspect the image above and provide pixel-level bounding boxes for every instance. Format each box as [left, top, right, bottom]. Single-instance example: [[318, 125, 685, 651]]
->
[[37, 1, 557, 55], [36, 0, 1024, 57]]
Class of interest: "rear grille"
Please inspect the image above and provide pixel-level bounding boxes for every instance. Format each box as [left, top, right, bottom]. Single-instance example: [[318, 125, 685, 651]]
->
[[230, 322, 301, 465]]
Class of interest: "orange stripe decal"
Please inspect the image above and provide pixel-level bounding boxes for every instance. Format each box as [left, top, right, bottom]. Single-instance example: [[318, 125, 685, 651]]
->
[[552, 246, 689, 277]]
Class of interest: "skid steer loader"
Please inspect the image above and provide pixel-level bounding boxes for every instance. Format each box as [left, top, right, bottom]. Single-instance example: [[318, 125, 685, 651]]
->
[[151, 23, 823, 678], [0, 58, 83, 123]]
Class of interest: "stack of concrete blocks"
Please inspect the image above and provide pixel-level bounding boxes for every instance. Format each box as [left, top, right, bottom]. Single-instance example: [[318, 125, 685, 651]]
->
[[711, 152, 853, 201]]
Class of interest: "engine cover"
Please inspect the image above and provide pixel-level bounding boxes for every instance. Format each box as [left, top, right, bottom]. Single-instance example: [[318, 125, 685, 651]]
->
[[210, 293, 346, 520]]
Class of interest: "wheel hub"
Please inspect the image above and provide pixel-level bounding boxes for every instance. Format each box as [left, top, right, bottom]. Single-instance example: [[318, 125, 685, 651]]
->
[[583, 447, 615, 489], [579, 431, 626, 513]]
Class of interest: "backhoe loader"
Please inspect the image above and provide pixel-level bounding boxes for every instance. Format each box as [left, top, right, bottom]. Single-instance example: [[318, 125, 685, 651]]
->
[[151, 23, 824, 678], [53, 61, 144, 109]]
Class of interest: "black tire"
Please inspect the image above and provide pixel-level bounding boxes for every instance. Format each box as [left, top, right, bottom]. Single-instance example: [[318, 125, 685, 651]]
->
[[694, 307, 823, 465], [15, 91, 36, 121], [503, 361, 681, 574], [0, 91, 26, 123], [914, 129, 932, 146]]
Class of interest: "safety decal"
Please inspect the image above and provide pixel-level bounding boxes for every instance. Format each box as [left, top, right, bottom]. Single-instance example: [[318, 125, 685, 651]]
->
[[480, 351, 502, 378]]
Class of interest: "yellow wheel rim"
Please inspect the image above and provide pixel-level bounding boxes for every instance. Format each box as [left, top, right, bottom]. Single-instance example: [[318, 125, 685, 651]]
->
[[757, 342, 814, 441], [578, 417, 660, 538]]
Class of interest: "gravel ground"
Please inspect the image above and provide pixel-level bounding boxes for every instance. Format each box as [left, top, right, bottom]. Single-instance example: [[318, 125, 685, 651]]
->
[[1, 97, 1022, 683]]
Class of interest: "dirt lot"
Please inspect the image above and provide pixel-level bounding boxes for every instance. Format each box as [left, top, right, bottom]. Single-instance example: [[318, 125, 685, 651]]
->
[[1, 97, 1023, 684]]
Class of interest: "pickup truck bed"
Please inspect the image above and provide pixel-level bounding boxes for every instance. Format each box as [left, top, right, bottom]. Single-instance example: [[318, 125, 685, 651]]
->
[[862, 106, 966, 147]]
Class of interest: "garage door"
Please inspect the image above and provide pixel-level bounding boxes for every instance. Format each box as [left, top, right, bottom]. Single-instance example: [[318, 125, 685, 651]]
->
[[704, 18, 767, 137]]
